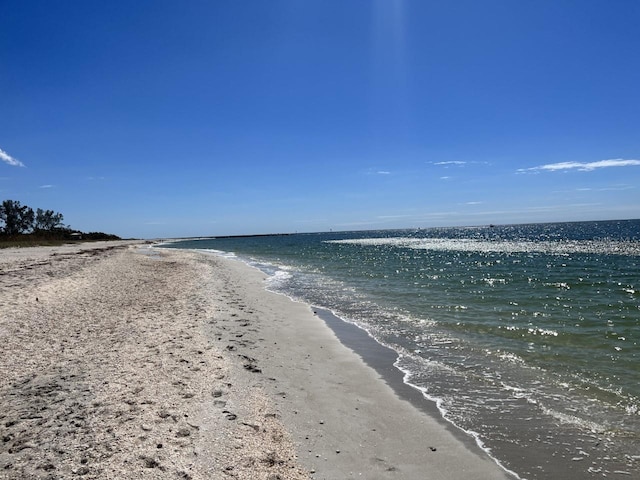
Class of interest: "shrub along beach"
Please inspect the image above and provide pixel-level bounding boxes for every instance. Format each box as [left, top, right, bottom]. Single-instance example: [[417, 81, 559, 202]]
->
[[0, 241, 512, 479], [0, 199, 120, 249]]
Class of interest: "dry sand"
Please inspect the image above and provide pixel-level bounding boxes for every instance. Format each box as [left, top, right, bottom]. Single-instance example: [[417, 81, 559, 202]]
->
[[0, 243, 514, 479]]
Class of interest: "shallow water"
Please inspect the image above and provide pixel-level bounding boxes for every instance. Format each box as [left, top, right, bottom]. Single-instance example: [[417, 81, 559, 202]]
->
[[165, 220, 640, 478]]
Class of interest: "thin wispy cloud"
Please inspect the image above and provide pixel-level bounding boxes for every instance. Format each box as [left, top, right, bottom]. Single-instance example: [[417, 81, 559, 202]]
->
[[377, 214, 414, 219], [576, 185, 634, 192], [434, 161, 466, 166], [0, 148, 25, 167], [39, 184, 55, 189], [364, 168, 392, 176], [519, 158, 640, 173], [431, 161, 489, 167]]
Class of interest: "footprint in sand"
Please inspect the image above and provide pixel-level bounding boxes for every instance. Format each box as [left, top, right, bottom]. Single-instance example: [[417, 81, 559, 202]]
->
[[222, 411, 237, 421]]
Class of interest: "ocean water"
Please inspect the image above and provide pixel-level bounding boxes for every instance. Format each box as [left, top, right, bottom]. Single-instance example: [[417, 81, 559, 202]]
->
[[165, 220, 640, 479]]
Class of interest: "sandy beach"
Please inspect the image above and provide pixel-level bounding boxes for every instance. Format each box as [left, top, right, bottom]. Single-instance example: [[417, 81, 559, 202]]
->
[[0, 242, 513, 479]]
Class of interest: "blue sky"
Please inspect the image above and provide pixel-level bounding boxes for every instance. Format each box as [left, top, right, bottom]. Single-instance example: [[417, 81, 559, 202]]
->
[[1, 1, 639, 238]]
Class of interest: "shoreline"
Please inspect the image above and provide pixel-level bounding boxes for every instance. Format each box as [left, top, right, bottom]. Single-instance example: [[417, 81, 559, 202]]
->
[[310, 307, 513, 470], [0, 243, 513, 479], [209, 252, 514, 479]]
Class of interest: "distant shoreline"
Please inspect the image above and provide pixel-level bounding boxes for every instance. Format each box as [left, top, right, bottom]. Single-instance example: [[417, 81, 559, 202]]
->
[[161, 217, 640, 242]]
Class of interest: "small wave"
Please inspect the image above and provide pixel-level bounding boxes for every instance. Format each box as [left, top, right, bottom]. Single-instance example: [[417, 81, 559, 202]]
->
[[527, 327, 559, 336], [266, 269, 293, 285], [394, 355, 523, 479], [539, 404, 609, 434], [543, 281, 571, 289], [496, 351, 526, 364], [484, 277, 507, 286], [626, 403, 639, 415], [195, 248, 237, 259]]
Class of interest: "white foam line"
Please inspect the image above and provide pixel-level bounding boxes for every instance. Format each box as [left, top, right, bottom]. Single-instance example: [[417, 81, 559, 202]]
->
[[312, 308, 525, 479], [394, 356, 524, 480]]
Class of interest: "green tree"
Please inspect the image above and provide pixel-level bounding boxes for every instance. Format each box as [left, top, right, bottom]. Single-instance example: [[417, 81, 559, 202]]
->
[[0, 200, 35, 235], [34, 208, 65, 231]]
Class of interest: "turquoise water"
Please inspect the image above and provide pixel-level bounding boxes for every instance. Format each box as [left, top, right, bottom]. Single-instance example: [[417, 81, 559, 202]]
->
[[165, 220, 640, 478]]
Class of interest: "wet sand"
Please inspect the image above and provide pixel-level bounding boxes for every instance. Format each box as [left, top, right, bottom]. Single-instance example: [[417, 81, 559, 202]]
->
[[0, 243, 513, 479]]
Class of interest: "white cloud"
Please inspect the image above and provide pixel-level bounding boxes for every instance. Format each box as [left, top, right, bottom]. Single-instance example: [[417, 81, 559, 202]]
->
[[519, 158, 640, 173], [600, 184, 634, 191], [434, 161, 466, 166], [0, 148, 25, 167], [39, 184, 54, 189], [364, 168, 392, 176], [377, 214, 414, 219], [576, 184, 634, 192], [465, 201, 482, 205]]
